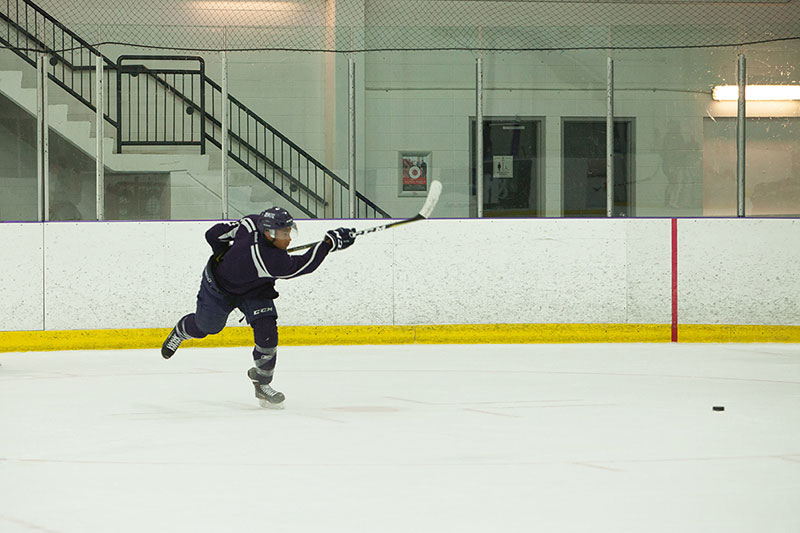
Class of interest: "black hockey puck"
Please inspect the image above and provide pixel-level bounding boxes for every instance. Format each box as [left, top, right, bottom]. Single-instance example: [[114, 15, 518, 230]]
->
[[712, 406, 725, 412]]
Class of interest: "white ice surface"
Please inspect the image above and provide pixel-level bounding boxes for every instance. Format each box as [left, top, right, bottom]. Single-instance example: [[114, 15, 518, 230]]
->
[[1, 343, 799, 533]]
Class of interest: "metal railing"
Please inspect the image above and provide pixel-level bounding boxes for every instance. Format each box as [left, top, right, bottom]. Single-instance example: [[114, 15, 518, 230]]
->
[[0, 0, 390, 219], [116, 55, 206, 154]]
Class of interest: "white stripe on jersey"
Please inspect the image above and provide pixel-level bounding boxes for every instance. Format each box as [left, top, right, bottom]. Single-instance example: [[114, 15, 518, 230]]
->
[[219, 223, 239, 241], [251, 244, 269, 278], [241, 217, 257, 233], [271, 241, 326, 280]]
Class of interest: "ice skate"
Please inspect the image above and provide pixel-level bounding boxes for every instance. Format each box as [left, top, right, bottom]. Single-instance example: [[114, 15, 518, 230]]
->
[[247, 367, 285, 409], [161, 327, 187, 359]]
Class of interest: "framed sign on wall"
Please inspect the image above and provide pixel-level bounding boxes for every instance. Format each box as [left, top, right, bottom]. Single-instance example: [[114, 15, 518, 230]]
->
[[399, 151, 431, 197]]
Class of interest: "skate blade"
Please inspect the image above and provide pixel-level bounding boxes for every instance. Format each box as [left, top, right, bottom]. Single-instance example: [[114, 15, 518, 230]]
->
[[258, 399, 285, 410]]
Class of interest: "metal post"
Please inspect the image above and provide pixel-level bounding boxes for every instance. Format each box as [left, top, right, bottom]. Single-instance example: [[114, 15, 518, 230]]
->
[[199, 60, 206, 155], [43, 58, 49, 222], [476, 57, 484, 218], [115, 58, 122, 154], [606, 57, 614, 218], [348, 57, 356, 219], [221, 51, 229, 219], [36, 54, 50, 221], [96, 54, 105, 220], [736, 53, 746, 217], [36, 54, 44, 222]]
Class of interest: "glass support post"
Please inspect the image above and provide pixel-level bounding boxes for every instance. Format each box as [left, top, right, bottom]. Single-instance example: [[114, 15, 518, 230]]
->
[[606, 57, 614, 218], [736, 53, 746, 217], [95, 54, 105, 220], [475, 56, 484, 218], [221, 51, 229, 219], [348, 56, 356, 219]]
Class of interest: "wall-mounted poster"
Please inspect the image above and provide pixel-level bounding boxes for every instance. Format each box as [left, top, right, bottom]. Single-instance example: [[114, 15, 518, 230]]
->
[[399, 151, 431, 197]]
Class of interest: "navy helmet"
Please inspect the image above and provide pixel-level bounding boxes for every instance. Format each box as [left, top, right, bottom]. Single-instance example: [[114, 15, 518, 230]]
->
[[256, 206, 295, 234]]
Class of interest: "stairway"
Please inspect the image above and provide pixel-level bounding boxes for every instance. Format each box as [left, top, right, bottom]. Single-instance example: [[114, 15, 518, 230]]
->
[[0, 57, 270, 220], [0, 0, 390, 220]]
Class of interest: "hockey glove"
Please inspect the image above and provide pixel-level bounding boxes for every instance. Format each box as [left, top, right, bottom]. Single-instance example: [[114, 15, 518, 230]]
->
[[326, 227, 356, 251]]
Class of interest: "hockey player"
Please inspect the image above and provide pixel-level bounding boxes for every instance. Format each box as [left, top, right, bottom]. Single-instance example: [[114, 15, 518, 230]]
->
[[161, 207, 356, 408]]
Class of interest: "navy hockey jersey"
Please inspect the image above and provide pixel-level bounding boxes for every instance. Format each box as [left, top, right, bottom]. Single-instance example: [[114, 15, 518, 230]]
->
[[205, 214, 332, 297]]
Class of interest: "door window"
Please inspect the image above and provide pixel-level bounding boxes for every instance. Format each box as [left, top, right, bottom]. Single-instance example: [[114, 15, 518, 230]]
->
[[470, 118, 542, 217], [562, 120, 633, 217]]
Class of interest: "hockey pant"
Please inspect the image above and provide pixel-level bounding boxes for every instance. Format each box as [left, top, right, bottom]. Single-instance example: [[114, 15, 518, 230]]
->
[[176, 265, 279, 382]]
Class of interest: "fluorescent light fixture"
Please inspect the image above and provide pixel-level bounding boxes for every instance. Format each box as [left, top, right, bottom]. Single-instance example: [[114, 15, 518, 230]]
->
[[186, 1, 297, 11], [712, 85, 800, 101]]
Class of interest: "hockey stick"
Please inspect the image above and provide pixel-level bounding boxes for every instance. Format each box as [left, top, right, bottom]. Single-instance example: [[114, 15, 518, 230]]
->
[[287, 180, 443, 253]]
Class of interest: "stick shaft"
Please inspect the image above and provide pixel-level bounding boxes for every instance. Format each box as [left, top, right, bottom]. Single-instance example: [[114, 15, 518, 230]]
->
[[354, 214, 423, 236], [286, 214, 423, 253], [287, 181, 440, 254]]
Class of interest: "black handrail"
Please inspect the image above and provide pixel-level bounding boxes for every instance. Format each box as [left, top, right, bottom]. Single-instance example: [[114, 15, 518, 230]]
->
[[205, 78, 389, 218]]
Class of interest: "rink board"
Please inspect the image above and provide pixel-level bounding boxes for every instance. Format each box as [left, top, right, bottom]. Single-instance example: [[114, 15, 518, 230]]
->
[[0, 218, 799, 350]]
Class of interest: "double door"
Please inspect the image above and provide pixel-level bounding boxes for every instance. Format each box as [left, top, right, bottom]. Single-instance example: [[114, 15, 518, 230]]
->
[[470, 117, 632, 217]]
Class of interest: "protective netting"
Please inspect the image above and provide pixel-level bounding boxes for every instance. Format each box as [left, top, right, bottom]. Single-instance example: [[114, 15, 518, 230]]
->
[[28, 0, 800, 52]]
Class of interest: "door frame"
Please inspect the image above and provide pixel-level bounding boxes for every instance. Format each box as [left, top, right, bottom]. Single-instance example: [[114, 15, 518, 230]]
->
[[469, 115, 545, 218]]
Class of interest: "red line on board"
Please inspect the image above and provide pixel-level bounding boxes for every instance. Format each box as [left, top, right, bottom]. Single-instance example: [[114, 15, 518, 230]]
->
[[671, 218, 678, 342]]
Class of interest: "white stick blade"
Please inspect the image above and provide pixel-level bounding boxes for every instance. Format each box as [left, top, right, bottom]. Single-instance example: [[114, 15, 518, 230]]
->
[[419, 180, 442, 219]]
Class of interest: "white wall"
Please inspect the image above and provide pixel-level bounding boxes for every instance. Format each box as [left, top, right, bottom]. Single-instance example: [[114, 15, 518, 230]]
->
[[0, 218, 797, 333]]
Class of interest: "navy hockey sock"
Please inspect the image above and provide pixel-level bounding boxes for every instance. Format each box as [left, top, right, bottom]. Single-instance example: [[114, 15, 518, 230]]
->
[[180, 314, 207, 339]]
